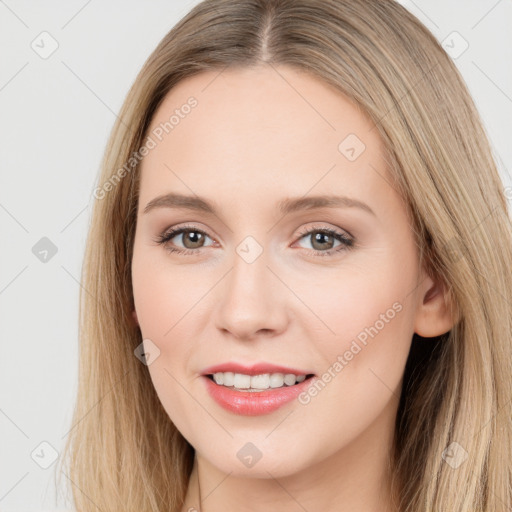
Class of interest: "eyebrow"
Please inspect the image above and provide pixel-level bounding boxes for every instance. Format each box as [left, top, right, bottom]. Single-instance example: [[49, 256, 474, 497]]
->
[[143, 192, 375, 217]]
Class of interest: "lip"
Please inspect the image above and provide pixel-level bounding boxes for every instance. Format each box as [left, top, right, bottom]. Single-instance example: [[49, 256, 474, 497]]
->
[[201, 362, 316, 416], [201, 362, 313, 376]]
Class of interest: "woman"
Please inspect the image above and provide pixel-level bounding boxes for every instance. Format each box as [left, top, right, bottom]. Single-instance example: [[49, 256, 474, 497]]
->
[[58, 1, 512, 510]]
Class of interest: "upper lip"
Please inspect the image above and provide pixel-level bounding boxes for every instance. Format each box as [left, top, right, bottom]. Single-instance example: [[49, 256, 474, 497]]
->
[[201, 362, 314, 376]]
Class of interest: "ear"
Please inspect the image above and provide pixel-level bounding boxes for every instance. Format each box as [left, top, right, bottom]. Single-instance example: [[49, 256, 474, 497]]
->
[[132, 310, 139, 327], [414, 273, 459, 337]]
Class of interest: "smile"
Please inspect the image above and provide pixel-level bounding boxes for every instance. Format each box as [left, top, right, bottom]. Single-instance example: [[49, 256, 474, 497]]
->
[[209, 371, 309, 391], [202, 372, 316, 416]]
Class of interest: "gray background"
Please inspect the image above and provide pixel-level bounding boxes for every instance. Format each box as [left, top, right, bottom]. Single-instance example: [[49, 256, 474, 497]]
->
[[1, 0, 511, 510]]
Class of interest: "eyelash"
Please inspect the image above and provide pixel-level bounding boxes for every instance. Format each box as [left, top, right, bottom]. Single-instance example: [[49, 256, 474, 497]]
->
[[153, 223, 354, 258]]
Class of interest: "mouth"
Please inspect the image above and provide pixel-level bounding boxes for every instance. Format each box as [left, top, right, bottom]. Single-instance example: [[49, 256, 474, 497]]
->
[[205, 372, 316, 392], [201, 365, 317, 415]]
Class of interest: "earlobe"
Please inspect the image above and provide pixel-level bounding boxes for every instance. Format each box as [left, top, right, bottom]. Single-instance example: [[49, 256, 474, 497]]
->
[[414, 275, 459, 337]]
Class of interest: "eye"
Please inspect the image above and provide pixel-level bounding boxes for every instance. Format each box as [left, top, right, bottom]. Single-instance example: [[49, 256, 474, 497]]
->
[[153, 224, 215, 255], [154, 223, 355, 257], [293, 225, 354, 257]]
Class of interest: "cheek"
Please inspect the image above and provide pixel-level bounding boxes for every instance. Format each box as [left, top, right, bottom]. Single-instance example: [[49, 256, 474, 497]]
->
[[286, 259, 415, 457], [131, 242, 209, 342], [131, 248, 209, 441], [289, 247, 418, 416], [131, 245, 201, 406], [294, 256, 414, 352]]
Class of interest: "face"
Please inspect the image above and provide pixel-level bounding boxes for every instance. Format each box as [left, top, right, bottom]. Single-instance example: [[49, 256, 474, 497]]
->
[[131, 64, 426, 478]]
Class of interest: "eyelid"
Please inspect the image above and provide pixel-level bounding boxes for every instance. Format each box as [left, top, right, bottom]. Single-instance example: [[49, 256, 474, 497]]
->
[[155, 222, 355, 256], [156, 223, 216, 245], [158, 222, 353, 241], [295, 222, 354, 240], [292, 224, 354, 252]]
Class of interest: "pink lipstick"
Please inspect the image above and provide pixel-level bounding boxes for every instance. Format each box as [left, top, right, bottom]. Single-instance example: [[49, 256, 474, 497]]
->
[[201, 362, 316, 416]]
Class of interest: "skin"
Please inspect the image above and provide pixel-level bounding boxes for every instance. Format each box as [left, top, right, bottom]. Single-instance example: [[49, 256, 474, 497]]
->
[[131, 64, 455, 512]]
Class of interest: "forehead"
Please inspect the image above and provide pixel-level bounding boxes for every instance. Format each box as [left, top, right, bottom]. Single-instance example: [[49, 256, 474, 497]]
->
[[139, 65, 390, 208]]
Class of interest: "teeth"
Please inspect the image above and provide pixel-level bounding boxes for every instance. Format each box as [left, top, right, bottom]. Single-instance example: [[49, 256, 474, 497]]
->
[[269, 373, 284, 388], [233, 373, 251, 389], [223, 372, 234, 386], [283, 374, 296, 386], [251, 374, 270, 389], [211, 372, 308, 391]]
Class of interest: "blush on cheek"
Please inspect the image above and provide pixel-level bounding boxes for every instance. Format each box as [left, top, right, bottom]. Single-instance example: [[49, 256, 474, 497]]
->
[[133, 260, 193, 332], [317, 284, 407, 367]]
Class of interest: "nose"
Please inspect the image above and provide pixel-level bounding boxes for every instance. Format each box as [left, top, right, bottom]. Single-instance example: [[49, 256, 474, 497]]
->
[[214, 247, 289, 341]]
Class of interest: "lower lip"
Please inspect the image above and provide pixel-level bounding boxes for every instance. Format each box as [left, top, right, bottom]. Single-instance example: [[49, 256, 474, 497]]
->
[[202, 375, 315, 416]]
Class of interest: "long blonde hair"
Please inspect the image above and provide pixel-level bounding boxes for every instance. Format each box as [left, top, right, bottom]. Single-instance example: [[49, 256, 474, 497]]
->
[[57, 1, 512, 510]]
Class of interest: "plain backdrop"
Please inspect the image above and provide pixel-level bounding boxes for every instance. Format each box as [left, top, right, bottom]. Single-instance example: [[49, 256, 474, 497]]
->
[[0, 1, 511, 510]]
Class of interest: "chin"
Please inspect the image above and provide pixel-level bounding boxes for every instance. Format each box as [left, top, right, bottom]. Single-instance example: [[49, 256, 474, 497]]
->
[[201, 443, 312, 479]]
